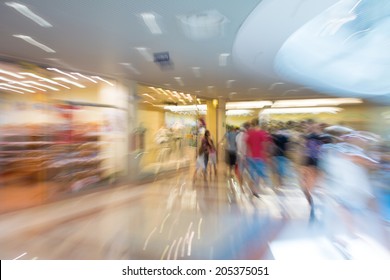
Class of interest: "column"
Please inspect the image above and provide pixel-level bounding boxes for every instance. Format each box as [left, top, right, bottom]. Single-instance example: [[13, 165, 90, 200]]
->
[[117, 79, 138, 180], [216, 98, 226, 162], [206, 100, 217, 140]]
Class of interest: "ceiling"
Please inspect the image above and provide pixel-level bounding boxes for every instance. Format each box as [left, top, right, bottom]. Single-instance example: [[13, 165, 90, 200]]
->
[[1, 0, 387, 103]]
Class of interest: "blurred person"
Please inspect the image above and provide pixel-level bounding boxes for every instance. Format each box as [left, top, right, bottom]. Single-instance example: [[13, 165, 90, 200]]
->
[[200, 130, 212, 173], [300, 119, 327, 222], [319, 131, 382, 257], [219, 126, 238, 177], [193, 143, 207, 183], [271, 124, 291, 188], [206, 131, 218, 178], [245, 118, 271, 197], [236, 122, 250, 186]]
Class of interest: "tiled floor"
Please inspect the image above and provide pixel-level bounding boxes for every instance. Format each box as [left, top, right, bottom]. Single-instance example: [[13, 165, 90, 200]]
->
[[0, 163, 388, 260]]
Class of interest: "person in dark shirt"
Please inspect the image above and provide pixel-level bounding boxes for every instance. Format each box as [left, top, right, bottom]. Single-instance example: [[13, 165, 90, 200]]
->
[[271, 128, 290, 188], [300, 119, 327, 222]]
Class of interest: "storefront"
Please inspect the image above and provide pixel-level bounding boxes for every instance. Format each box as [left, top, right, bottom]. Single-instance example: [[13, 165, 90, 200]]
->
[[0, 59, 129, 213], [133, 85, 206, 178]]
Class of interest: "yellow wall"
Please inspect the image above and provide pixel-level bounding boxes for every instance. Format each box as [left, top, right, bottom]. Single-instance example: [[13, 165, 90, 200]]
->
[[225, 104, 372, 131], [137, 106, 165, 166], [206, 100, 217, 140]]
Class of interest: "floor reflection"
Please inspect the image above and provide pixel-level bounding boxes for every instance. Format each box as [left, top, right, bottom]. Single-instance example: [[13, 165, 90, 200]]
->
[[0, 164, 388, 260]]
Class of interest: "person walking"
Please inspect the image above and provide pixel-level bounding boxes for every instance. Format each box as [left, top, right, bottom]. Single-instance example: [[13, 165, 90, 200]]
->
[[245, 118, 271, 197]]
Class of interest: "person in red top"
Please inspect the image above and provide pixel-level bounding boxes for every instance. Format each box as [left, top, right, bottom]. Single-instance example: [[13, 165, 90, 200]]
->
[[246, 118, 271, 197]]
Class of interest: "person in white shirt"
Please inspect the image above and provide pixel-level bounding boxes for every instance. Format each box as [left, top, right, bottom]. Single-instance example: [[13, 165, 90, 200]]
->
[[235, 122, 250, 186]]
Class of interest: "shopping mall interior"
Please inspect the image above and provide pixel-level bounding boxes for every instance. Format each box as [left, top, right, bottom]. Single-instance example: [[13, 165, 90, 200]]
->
[[0, 0, 389, 260]]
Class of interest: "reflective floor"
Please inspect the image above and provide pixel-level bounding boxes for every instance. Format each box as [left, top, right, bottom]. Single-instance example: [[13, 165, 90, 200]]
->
[[0, 163, 388, 260]]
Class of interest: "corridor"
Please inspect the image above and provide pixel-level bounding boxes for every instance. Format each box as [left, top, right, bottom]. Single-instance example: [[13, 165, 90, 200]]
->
[[1, 162, 388, 260]]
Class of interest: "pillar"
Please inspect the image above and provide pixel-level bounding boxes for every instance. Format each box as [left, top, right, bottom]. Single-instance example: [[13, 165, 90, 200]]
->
[[216, 98, 226, 162]]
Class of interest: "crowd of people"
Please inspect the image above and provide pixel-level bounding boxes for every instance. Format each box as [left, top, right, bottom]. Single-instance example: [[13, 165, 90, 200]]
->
[[193, 118, 390, 231]]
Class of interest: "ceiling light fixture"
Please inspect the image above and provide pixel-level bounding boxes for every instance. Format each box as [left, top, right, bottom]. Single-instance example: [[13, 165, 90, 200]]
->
[[119, 63, 140, 75], [174, 77, 184, 86], [226, 101, 273, 109], [53, 77, 85, 88], [13, 35, 55, 52], [0, 83, 35, 93], [46, 58, 75, 71], [192, 67, 201, 78], [0, 85, 24, 94], [261, 107, 343, 114], [0, 76, 16, 83], [135, 47, 153, 62], [0, 69, 25, 79], [268, 82, 285, 90], [0, 76, 46, 91], [5, 2, 52, 27], [143, 101, 156, 107], [178, 10, 228, 40], [22, 81, 56, 91], [47, 68, 78, 79], [226, 80, 235, 88], [164, 104, 207, 112], [70, 73, 97, 83], [157, 88, 168, 96], [142, 93, 156, 101], [140, 12, 162, 34], [219, 53, 230, 66], [272, 98, 363, 108], [248, 88, 259, 93], [226, 109, 254, 116], [19, 72, 70, 88], [91, 76, 114, 86]]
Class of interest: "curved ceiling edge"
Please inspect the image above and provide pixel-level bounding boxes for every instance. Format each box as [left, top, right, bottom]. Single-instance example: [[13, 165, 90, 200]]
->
[[232, 0, 339, 81]]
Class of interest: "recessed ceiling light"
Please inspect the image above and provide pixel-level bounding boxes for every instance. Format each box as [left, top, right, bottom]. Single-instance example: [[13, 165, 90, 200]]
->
[[0, 83, 35, 93], [71, 73, 97, 83], [192, 67, 201, 78], [164, 104, 207, 112], [174, 76, 184, 86], [261, 107, 343, 114], [22, 81, 58, 91], [219, 53, 230, 66], [91, 76, 114, 86], [119, 63, 140, 75], [226, 101, 273, 109], [19, 72, 70, 89], [226, 110, 254, 116], [47, 68, 78, 79], [272, 98, 362, 108], [226, 80, 235, 88], [0, 85, 24, 94], [0, 69, 25, 79], [142, 93, 156, 101], [140, 12, 162, 34], [268, 82, 285, 90], [53, 77, 85, 88], [6, 2, 52, 27], [135, 47, 153, 62], [178, 10, 228, 40], [13, 34, 55, 52]]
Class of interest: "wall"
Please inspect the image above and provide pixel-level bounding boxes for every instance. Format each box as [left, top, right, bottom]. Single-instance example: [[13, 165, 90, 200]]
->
[[0, 77, 130, 178], [137, 105, 165, 166], [225, 104, 372, 131]]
